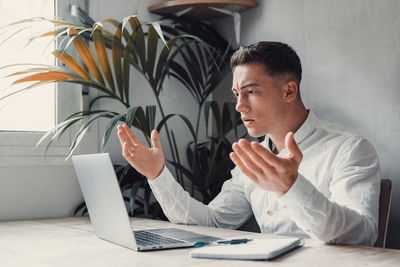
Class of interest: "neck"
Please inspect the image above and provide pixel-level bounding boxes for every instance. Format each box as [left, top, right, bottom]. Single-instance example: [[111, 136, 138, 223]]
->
[[269, 106, 308, 154]]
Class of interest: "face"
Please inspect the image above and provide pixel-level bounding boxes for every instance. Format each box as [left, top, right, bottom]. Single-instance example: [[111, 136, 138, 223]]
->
[[232, 62, 288, 137]]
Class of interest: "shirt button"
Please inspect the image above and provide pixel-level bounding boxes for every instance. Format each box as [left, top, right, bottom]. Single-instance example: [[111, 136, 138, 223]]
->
[[266, 210, 273, 216], [306, 229, 311, 233], [282, 205, 287, 209]]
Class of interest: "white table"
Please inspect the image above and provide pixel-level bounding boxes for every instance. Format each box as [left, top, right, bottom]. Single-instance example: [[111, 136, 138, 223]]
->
[[0, 217, 399, 266]]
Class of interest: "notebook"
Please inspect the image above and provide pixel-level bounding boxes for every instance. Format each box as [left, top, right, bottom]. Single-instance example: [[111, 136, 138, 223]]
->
[[190, 237, 304, 260], [72, 153, 220, 251]]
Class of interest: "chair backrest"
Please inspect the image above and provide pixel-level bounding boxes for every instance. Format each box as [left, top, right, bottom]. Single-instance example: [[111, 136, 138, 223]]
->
[[374, 179, 392, 248]]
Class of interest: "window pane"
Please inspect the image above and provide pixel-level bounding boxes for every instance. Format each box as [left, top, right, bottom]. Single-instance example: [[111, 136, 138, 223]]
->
[[0, 0, 55, 132]]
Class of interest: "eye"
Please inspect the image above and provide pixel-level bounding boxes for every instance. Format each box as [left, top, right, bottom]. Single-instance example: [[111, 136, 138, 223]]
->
[[232, 91, 239, 98], [248, 90, 257, 94]]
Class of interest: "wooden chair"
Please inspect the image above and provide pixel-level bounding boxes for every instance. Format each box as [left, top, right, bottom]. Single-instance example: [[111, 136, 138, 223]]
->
[[374, 179, 392, 248]]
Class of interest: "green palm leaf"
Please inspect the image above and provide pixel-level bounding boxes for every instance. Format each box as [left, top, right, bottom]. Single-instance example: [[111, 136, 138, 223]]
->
[[127, 16, 145, 71], [67, 111, 117, 159], [125, 106, 140, 128], [37, 110, 109, 153], [204, 101, 222, 137], [89, 95, 121, 110], [156, 113, 195, 141], [102, 114, 125, 151], [35, 116, 82, 150], [146, 24, 158, 83], [145, 105, 156, 134], [225, 102, 241, 139], [129, 180, 145, 215]]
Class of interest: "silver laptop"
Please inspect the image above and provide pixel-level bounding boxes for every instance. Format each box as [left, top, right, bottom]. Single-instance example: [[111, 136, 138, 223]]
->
[[72, 153, 220, 251]]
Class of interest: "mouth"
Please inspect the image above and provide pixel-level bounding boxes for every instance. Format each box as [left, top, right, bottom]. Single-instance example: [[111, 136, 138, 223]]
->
[[242, 118, 255, 127]]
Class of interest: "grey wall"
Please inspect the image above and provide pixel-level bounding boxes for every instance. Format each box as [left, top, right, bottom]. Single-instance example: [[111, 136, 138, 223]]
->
[[214, 0, 400, 249]]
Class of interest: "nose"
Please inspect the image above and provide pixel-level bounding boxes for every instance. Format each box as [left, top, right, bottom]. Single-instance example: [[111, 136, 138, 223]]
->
[[235, 94, 249, 113]]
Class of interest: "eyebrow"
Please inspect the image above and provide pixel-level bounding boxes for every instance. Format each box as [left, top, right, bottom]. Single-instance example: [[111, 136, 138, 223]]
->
[[232, 82, 258, 91]]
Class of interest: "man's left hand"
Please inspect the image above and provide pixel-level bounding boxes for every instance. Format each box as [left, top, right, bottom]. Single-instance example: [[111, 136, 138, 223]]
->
[[230, 132, 303, 197]]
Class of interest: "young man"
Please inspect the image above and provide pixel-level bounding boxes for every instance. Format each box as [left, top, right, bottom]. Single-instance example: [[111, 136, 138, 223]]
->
[[117, 42, 381, 246]]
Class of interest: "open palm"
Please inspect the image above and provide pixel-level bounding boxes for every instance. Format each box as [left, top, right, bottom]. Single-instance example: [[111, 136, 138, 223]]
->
[[117, 125, 165, 179]]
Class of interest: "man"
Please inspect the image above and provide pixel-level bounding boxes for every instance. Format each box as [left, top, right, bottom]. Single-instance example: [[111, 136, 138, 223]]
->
[[117, 42, 381, 246]]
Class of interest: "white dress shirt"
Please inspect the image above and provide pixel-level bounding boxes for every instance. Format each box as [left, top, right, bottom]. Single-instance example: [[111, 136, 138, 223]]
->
[[148, 111, 381, 246]]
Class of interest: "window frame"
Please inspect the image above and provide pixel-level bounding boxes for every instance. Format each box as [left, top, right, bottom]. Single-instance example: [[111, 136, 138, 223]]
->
[[0, 0, 96, 166]]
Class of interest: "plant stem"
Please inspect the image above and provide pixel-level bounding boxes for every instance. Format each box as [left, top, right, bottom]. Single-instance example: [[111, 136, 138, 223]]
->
[[206, 137, 223, 183], [170, 130, 184, 186], [191, 103, 202, 195], [150, 85, 183, 184], [142, 131, 151, 147]]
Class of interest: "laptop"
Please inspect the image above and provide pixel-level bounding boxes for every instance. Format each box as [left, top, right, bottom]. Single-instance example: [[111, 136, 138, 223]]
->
[[71, 153, 220, 251]]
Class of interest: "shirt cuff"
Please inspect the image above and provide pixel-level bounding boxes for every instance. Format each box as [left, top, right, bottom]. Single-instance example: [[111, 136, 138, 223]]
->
[[147, 165, 172, 192], [278, 173, 315, 209]]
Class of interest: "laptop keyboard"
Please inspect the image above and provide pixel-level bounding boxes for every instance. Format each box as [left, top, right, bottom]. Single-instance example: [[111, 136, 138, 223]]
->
[[134, 230, 184, 246]]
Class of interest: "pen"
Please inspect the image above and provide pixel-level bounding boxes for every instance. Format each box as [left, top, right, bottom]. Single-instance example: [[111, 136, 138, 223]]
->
[[217, 238, 252, 245], [194, 238, 252, 247]]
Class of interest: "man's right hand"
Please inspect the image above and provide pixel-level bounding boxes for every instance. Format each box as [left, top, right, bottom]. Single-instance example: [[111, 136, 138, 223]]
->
[[117, 124, 165, 180]]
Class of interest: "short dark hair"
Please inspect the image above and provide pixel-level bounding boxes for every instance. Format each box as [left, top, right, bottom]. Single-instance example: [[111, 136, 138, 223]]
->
[[230, 41, 302, 86]]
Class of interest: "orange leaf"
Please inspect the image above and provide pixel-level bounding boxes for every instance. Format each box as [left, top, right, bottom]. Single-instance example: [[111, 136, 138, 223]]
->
[[13, 71, 78, 84], [7, 71, 28, 77], [93, 29, 115, 93], [6, 68, 49, 77], [112, 25, 123, 99], [68, 28, 105, 86], [53, 51, 91, 81], [50, 20, 67, 24], [40, 30, 61, 37]]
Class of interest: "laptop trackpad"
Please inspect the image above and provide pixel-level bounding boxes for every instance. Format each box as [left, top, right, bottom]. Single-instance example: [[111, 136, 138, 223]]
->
[[146, 228, 221, 243]]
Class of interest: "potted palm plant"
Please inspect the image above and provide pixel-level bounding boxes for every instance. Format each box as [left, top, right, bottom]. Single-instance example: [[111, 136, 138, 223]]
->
[[0, 4, 243, 217]]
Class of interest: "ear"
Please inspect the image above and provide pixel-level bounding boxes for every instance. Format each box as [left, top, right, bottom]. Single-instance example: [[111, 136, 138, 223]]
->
[[283, 80, 298, 102]]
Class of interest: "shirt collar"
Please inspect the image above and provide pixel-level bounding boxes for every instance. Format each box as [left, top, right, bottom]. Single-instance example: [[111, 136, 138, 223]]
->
[[262, 110, 317, 152], [293, 110, 317, 145]]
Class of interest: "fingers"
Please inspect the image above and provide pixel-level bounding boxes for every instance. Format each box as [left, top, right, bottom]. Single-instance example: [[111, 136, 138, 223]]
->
[[151, 130, 161, 149], [117, 124, 142, 148], [231, 141, 264, 178], [117, 125, 137, 162], [117, 125, 161, 152], [249, 141, 280, 166], [285, 132, 302, 163], [229, 151, 259, 183], [117, 127, 128, 145], [231, 136, 301, 195], [121, 124, 140, 145], [236, 139, 273, 170], [123, 143, 134, 158]]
